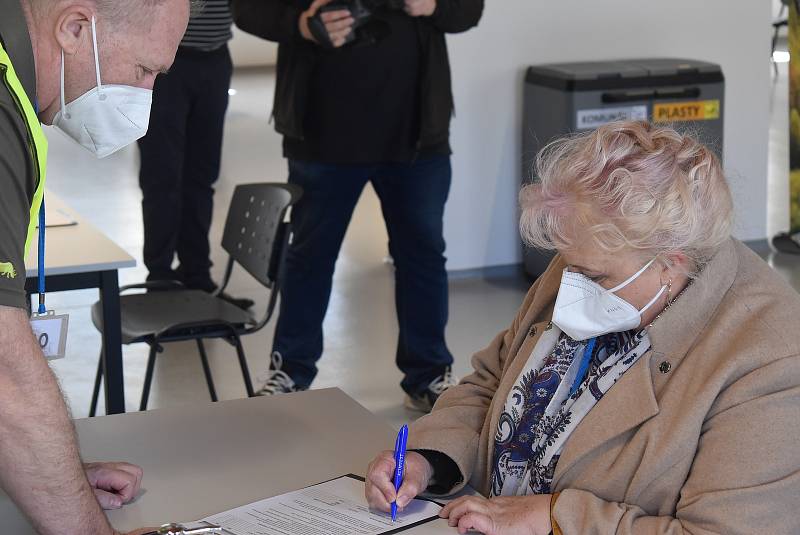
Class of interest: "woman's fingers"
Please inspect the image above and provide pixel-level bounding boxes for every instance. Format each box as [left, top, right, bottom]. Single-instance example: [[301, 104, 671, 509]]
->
[[439, 495, 466, 517], [396, 477, 422, 508], [365, 451, 399, 510], [365, 483, 392, 512], [442, 496, 491, 526], [457, 512, 493, 535], [396, 451, 433, 508]]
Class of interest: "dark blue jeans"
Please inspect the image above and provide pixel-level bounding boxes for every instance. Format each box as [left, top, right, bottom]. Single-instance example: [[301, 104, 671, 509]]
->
[[273, 156, 454, 395]]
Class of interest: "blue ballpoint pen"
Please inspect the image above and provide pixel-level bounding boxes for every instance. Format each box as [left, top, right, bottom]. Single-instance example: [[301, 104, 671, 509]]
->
[[391, 424, 409, 522]]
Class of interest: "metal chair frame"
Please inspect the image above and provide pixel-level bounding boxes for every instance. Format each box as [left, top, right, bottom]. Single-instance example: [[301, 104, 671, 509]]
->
[[90, 183, 300, 415]]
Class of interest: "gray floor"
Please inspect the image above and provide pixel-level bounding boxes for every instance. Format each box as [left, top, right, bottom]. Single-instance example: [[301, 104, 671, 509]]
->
[[43, 50, 800, 430]]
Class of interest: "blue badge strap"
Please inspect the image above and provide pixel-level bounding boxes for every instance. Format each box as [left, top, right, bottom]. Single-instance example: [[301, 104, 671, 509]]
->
[[37, 198, 45, 314], [33, 99, 46, 315], [569, 337, 597, 398]]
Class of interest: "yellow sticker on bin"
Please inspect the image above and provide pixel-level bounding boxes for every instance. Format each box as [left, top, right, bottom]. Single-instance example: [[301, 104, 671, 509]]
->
[[653, 100, 720, 122]]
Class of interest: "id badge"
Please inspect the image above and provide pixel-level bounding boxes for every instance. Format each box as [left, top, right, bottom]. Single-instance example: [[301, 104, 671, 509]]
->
[[30, 311, 69, 360]]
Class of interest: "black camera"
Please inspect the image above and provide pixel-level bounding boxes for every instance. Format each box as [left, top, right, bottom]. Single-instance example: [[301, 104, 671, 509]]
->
[[308, 0, 406, 49]]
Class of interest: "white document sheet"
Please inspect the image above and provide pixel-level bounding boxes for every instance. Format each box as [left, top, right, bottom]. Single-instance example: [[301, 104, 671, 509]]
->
[[199, 475, 442, 535]]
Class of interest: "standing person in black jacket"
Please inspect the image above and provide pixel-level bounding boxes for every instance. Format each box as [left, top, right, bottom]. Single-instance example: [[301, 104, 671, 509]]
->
[[233, 0, 483, 411]]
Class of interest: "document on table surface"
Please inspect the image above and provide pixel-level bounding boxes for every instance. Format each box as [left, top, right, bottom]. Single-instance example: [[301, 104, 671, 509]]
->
[[198, 474, 443, 535]]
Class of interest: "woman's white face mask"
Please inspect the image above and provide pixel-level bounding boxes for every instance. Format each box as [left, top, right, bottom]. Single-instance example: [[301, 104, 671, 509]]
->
[[53, 16, 153, 158], [552, 258, 667, 341]]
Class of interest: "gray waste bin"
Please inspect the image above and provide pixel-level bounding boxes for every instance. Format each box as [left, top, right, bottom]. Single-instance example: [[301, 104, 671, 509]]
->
[[521, 58, 724, 278]]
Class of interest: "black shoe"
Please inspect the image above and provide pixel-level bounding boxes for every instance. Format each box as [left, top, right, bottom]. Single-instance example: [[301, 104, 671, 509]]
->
[[217, 291, 255, 310], [144, 271, 184, 292], [181, 276, 218, 294], [404, 368, 459, 413], [177, 274, 254, 310]]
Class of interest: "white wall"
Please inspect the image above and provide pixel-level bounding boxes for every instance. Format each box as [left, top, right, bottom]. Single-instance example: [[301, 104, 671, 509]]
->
[[444, 0, 772, 271], [229, 26, 277, 67]]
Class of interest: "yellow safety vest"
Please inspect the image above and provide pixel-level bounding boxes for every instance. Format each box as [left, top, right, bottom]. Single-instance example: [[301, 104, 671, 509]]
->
[[0, 41, 48, 256]]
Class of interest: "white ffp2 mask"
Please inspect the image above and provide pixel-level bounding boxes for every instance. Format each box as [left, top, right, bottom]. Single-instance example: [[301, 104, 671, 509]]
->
[[53, 17, 152, 158], [552, 258, 666, 341]]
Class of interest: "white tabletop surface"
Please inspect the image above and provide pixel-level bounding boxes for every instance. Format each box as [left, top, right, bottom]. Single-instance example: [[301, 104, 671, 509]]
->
[[0, 388, 461, 534], [25, 192, 136, 278]]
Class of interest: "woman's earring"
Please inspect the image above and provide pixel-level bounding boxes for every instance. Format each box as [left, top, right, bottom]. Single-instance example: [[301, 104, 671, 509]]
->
[[666, 279, 673, 303]]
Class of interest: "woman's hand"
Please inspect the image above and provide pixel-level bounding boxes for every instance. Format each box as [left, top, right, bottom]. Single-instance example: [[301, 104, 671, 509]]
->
[[440, 494, 553, 535], [365, 450, 433, 512]]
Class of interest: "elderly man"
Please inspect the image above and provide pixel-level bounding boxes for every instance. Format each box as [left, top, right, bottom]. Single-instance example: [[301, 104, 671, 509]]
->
[[0, 0, 189, 534]]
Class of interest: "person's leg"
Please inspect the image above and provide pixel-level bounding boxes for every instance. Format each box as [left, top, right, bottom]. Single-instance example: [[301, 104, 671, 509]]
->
[[138, 52, 192, 282], [371, 155, 454, 397], [267, 160, 369, 389], [175, 46, 233, 291]]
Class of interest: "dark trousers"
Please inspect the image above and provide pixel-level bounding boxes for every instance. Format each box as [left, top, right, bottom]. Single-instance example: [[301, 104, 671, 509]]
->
[[273, 156, 455, 395], [138, 45, 233, 289]]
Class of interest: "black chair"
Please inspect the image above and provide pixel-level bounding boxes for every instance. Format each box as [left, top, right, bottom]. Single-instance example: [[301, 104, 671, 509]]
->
[[89, 183, 302, 415]]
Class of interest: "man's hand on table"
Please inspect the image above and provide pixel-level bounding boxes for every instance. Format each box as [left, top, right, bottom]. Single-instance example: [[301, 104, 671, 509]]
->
[[84, 461, 144, 509]]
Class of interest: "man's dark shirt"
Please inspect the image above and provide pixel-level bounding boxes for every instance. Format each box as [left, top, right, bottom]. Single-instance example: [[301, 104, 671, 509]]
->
[[0, 0, 39, 310]]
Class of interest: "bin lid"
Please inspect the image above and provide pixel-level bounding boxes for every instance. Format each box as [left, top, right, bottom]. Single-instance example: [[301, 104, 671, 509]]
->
[[526, 58, 723, 91]]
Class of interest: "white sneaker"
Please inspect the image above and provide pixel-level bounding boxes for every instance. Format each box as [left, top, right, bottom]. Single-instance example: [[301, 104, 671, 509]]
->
[[404, 368, 459, 413], [255, 352, 302, 396]]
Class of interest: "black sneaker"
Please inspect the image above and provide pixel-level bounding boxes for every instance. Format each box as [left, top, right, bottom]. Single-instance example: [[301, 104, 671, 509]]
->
[[404, 368, 459, 413], [255, 352, 304, 396]]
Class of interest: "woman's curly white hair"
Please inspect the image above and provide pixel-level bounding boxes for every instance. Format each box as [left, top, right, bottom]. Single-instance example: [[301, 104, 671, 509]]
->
[[520, 121, 733, 274]]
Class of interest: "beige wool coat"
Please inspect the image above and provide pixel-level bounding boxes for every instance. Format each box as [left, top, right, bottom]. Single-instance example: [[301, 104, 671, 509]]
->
[[409, 238, 800, 534]]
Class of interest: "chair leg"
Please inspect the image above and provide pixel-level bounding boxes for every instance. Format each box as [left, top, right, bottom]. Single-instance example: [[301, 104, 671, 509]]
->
[[89, 351, 104, 417], [196, 339, 218, 402], [139, 345, 158, 412], [233, 335, 255, 397]]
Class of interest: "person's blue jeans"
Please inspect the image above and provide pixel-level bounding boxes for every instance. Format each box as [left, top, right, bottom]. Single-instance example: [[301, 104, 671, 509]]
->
[[272, 156, 454, 395]]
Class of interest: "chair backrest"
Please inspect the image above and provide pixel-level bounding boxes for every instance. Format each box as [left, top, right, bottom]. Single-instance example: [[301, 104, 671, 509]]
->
[[221, 183, 301, 289]]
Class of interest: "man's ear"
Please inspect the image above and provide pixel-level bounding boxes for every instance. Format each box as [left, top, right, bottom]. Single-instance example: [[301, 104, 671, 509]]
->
[[53, 4, 94, 56]]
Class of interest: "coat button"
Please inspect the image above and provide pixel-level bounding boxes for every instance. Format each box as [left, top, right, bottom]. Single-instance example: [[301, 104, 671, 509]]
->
[[659, 361, 671, 374], [528, 325, 537, 337]]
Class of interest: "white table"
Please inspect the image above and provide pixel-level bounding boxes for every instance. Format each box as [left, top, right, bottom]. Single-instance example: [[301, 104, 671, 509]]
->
[[25, 193, 136, 414], [0, 388, 460, 533]]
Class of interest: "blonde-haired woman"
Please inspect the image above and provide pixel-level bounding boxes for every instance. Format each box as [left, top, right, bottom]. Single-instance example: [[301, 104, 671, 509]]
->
[[364, 121, 800, 534]]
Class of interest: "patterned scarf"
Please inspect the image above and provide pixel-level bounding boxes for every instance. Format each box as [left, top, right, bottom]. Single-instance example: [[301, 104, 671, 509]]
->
[[491, 325, 650, 497]]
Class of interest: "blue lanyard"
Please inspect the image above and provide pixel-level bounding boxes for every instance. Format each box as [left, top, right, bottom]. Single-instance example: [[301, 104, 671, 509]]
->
[[569, 337, 597, 398], [32, 100, 46, 315], [37, 198, 46, 314]]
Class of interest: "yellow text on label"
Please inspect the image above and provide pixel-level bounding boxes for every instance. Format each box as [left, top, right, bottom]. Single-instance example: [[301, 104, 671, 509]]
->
[[653, 100, 720, 122]]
